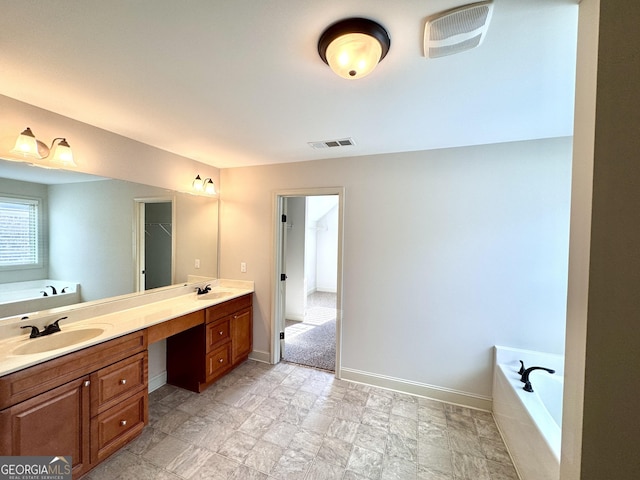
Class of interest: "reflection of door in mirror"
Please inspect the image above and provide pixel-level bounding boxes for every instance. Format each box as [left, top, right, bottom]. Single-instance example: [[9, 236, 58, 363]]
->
[[136, 198, 175, 292]]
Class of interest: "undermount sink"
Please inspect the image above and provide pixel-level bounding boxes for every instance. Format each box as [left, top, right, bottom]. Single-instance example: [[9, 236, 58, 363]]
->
[[198, 291, 233, 300], [12, 327, 107, 355]]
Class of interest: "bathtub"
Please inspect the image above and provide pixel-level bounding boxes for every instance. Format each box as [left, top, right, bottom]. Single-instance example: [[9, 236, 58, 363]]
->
[[0, 280, 80, 318], [493, 346, 564, 480]]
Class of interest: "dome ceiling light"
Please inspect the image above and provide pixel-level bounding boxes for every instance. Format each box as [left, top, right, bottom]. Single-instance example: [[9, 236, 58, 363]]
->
[[318, 17, 391, 80]]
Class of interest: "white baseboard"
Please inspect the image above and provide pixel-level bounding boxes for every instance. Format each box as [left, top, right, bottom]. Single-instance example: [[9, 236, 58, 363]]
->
[[148, 371, 167, 393], [249, 350, 271, 364], [316, 287, 337, 293], [340, 367, 492, 411], [285, 313, 304, 322]]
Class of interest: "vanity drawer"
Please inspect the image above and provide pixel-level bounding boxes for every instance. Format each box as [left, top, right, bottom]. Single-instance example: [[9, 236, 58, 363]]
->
[[206, 318, 230, 352], [91, 352, 147, 414], [91, 389, 147, 463], [206, 294, 252, 323], [206, 344, 231, 381]]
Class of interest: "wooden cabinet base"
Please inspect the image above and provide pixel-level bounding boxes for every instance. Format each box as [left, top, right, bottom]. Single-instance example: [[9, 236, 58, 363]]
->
[[0, 332, 148, 479], [166, 294, 252, 393]]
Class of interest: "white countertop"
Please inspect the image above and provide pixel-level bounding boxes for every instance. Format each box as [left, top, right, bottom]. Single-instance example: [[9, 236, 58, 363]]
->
[[0, 280, 254, 377]]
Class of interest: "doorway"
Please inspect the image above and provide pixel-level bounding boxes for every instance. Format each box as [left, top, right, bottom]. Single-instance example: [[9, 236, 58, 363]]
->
[[272, 188, 344, 376], [135, 197, 175, 292]]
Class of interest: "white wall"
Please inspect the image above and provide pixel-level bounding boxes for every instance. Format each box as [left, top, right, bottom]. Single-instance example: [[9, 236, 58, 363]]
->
[[565, 2, 640, 478], [315, 202, 338, 292], [220, 136, 572, 405], [0, 94, 219, 194]]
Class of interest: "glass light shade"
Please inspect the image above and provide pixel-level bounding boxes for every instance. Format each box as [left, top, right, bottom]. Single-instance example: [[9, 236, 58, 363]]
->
[[11, 128, 41, 158], [193, 175, 204, 191], [50, 139, 76, 167], [325, 33, 383, 79], [204, 179, 216, 195]]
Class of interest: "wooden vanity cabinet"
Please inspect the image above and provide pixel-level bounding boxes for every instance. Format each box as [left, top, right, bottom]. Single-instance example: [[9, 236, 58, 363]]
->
[[0, 376, 91, 477], [167, 294, 253, 392], [0, 331, 148, 479]]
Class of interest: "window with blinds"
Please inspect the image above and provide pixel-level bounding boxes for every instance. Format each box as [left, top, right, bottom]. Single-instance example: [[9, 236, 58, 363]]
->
[[0, 196, 40, 267]]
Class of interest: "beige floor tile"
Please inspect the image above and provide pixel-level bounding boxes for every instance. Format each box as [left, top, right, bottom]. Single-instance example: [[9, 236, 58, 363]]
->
[[87, 361, 518, 480]]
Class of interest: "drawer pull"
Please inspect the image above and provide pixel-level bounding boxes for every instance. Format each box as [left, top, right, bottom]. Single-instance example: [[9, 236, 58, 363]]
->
[[119, 379, 127, 385], [218, 358, 224, 363], [84, 380, 91, 387], [219, 330, 224, 335], [120, 420, 127, 427]]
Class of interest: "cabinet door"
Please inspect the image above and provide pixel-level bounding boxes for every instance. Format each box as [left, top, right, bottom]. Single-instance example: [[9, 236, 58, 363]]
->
[[231, 307, 252, 365], [0, 376, 90, 478]]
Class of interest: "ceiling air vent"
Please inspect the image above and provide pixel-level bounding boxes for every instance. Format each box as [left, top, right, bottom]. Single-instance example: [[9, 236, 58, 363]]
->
[[423, 1, 494, 59], [308, 138, 356, 149]]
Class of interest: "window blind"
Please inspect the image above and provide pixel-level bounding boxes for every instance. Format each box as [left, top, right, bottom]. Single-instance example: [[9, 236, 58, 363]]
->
[[0, 197, 39, 267]]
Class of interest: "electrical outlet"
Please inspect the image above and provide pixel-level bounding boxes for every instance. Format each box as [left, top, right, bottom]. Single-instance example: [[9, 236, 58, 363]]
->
[[195, 259, 200, 269], [240, 262, 247, 273]]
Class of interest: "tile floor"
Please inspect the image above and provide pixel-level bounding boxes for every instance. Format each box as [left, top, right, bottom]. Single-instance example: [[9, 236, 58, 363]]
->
[[85, 360, 519, 480]]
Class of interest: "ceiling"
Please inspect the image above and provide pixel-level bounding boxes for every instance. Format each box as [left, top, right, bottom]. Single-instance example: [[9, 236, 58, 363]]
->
[[0, 0, 579, 169]]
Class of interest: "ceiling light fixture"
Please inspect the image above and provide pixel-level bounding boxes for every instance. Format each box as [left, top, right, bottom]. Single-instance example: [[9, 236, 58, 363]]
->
[[193, 175, 217, 195], [318, 17, 391, 80], [11, 127, 77, 167]]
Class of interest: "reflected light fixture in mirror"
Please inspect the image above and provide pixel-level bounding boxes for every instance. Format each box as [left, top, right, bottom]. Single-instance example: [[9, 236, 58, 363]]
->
[[11, 127, 77, 167], [193, 175, 217, 195], [318, 17, 391, 80]]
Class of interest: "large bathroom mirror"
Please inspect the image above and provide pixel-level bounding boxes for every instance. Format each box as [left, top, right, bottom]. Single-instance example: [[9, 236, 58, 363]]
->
[[0, 157, 218, 320]]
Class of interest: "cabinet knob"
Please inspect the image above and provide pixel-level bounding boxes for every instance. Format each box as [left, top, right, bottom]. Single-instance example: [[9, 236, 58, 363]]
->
[[219, 330, 224, 335], [120, 420, 127, 426], [218, 358, 224, 363], [119, 379, 127, 385], [84, 380, 91, 387]]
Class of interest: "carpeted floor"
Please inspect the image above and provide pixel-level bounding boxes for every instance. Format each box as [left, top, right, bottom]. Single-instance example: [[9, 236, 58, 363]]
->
[[284, 292, 336, 371]]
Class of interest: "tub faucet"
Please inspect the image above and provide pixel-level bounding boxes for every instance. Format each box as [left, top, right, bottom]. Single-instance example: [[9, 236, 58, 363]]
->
[[46, 285, 58, 295], [521, 366, 555, 393], [518, 360, 526, 376]]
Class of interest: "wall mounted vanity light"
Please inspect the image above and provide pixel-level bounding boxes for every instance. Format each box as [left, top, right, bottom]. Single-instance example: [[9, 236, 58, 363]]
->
[[318, 17, 391, 80], [11, 127, 76, 167], [193, 175, 217, 195]]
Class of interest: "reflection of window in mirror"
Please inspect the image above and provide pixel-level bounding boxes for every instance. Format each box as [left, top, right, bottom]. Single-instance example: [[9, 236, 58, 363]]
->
[[0, 196, 42, 269]]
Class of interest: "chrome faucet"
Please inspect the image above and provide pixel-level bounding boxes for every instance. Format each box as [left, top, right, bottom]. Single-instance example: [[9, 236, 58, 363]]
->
[[521, 366, 555, 392], [20, 316, 67, 338]]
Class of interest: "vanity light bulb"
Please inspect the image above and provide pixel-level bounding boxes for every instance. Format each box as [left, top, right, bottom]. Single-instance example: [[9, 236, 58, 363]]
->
[[204, 179, 216, 195], [193, 175, 204, 191], [51, 139, 76, 167], [11, 127, 41, 158]]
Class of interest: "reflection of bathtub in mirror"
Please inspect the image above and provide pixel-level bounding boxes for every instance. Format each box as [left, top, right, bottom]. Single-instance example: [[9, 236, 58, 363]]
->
[[0, 280, 80, 317]]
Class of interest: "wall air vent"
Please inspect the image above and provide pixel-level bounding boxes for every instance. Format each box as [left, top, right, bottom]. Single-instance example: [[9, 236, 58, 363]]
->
[[308, 138, 356, 149], [423, 1, 494, 59]]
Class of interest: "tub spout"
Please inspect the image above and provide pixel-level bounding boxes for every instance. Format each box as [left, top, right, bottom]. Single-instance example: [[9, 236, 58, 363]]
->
[[521, 366, 555, 392]]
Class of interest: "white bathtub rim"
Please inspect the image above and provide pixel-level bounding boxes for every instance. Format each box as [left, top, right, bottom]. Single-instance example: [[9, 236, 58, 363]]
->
[[496, 362, 562, 462], [494, 345, 564, 376]]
